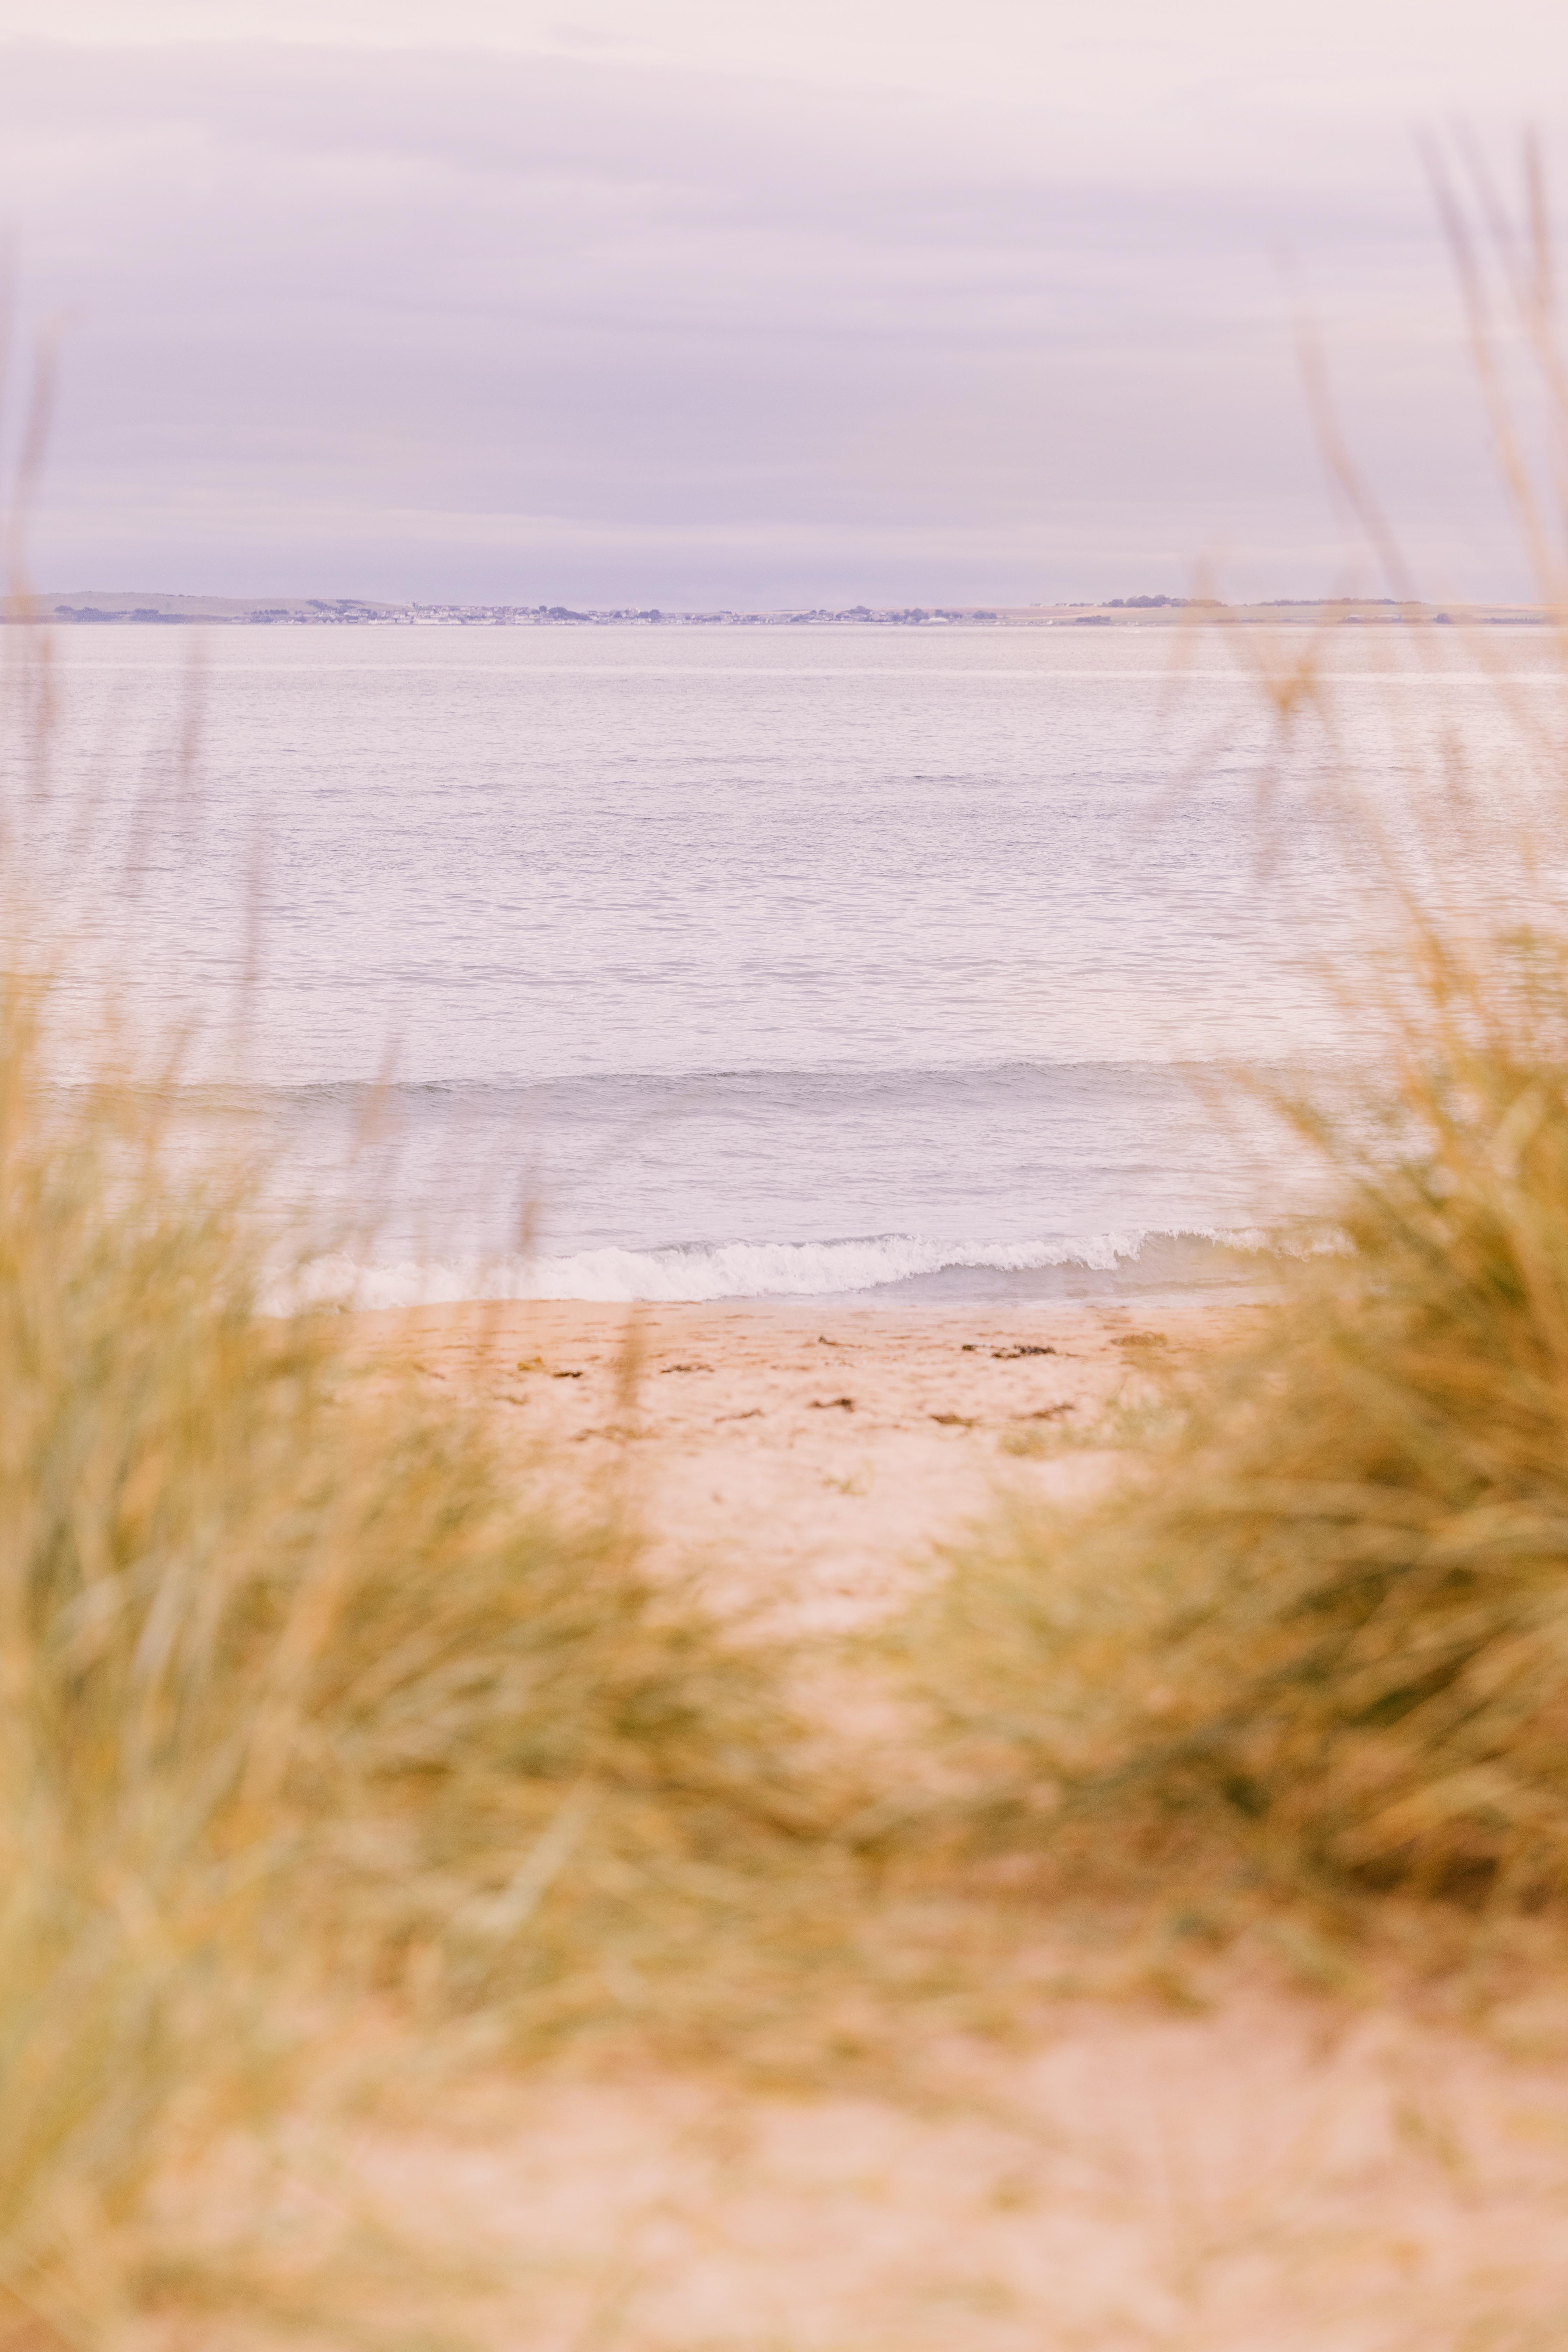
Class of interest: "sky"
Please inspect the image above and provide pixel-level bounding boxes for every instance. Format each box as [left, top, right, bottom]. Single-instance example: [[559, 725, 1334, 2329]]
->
[[0, 0, 1561, 607]]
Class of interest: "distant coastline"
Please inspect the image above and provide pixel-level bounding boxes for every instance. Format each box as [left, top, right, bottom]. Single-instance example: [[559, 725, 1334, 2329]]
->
[[16, 590, 1555, 629]]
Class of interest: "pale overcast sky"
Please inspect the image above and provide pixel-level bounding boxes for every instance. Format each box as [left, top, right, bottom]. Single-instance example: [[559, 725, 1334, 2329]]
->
[[0, 0, 1560, 604]]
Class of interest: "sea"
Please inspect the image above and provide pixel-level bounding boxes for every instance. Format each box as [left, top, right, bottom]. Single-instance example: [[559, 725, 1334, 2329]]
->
[[10, 621, 1562, 1308]]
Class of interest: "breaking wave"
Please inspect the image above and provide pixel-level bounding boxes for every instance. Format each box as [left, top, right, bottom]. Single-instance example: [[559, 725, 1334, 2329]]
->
[[277, 1222, 1335, 1312]]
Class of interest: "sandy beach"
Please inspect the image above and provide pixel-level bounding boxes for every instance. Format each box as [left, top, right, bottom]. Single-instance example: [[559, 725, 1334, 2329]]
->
[[22, 12, 1568, 2336], [348, 1294, 1263, 1620]]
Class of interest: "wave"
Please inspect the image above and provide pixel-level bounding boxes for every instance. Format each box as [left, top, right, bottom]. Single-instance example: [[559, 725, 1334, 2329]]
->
[[199, 1050, 1353, 1107], [276, 1223, 1332, 1312]]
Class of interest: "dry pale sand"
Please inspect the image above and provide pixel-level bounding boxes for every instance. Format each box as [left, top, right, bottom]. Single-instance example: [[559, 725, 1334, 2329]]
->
[[324, 1296, 1568, 2352]]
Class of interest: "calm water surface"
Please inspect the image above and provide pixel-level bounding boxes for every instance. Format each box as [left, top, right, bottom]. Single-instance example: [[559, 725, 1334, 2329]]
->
[[13, 624, 1564, 1301]]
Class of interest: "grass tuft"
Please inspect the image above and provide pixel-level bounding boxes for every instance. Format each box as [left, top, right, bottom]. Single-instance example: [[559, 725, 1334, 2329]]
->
[[897, 931, 1568, 1919], [0, 973, 842, 2340]]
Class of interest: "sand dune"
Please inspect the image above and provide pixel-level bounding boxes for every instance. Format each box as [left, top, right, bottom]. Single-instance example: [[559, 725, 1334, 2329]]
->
[[318, 1296, 1568, 2352]]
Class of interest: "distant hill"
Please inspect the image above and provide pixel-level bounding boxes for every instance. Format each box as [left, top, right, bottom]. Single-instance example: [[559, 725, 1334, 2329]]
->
[[34, 591, 401, 622], [16, 593, 1558, 629]]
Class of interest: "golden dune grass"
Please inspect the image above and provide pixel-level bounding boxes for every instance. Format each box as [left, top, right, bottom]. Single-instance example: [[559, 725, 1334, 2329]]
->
[[0, 973, 850, 2345], [894, 959, 1568, 1911]]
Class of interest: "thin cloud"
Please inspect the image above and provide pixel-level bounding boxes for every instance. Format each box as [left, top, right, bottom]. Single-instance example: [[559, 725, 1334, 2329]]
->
[[0, 33, 1549, 602]]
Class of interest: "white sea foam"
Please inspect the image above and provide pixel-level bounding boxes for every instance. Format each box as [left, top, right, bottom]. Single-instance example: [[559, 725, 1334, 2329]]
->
[[272, 1223, 1318, 1313]]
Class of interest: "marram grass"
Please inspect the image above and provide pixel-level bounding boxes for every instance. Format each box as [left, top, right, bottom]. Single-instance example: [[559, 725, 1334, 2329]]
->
[[897, 931, 1568, 1915], [0, 976, 842, 2343]]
